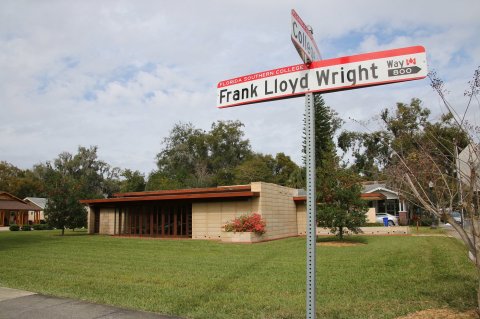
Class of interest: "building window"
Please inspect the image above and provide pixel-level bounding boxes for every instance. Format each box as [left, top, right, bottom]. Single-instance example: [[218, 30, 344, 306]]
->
[[386, 199, 399, 216]]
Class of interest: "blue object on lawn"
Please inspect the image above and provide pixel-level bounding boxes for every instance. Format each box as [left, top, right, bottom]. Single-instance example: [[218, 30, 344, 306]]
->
[[383, 217, 389, 227]]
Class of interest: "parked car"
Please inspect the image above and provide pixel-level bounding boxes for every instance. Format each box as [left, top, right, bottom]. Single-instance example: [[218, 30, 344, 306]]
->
[[375, 213, 398, 226], [450, 211, 462, 224]]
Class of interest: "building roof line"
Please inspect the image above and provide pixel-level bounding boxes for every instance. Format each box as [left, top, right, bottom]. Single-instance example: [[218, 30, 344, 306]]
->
[[81, 191, 259, 205], [112, 185, 251, 198]]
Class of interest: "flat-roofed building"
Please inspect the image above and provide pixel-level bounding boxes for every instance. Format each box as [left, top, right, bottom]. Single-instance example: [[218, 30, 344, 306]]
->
[[80, 182, 306, 242]]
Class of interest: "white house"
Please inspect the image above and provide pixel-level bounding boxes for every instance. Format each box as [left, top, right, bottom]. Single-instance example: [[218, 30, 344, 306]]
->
[[361, 181, 408, 225], [24, 197, 47, 224]]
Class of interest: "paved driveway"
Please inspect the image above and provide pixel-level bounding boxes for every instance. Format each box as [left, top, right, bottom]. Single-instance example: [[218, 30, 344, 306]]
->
[[0, 287, 182, 319]]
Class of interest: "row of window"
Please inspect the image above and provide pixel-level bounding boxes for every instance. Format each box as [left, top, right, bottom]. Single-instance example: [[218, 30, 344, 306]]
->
[[367, 199, 400, 216]]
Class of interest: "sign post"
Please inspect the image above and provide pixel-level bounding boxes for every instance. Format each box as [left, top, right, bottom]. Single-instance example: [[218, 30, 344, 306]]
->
[[304, 92, 316, 319], [216, 10, 427, 319], [291, 10, 320, 318]]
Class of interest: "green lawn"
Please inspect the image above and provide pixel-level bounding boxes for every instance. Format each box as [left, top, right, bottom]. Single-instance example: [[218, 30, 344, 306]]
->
[[0, 230, 476, 319], [408, 226, 447, 235]]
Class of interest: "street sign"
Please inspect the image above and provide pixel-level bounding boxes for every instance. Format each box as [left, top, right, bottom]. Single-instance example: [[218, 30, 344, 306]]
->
[[217, 45, 427, 108], [291, 9, 321, 64]]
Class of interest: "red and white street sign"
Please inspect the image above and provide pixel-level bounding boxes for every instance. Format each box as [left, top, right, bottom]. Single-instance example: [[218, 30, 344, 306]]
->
[[217, 46, 427, 109], [291, 9, 321, 64]]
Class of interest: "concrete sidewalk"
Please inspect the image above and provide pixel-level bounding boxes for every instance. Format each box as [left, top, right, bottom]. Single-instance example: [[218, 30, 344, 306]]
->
[[0, 287, 182, 319]]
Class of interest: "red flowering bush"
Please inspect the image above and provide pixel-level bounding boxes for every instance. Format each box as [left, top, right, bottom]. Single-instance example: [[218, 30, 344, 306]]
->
[[224, 213, 266, 235]]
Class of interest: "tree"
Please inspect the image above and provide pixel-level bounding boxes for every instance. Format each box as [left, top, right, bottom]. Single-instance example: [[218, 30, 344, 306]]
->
[[42, 168, 86, 235], [120, 169, 146, 193], [0, 161, 45, 198], [149, 120, 300, 190], [233, 153, 276, 184], [272, 152, 299, 186], [303, 94, 366, 238], [286, 166, 306, 189], [150, 120, 253, 189], [233, 152, 300, 186], [153, 122, 211, 188], [317, 166, 367, 239], [338, 98, 468, 179], [368, 67, 480, 313], [303, 94, 343, 168], [207, 120, 252, 185], [43, 146, 119, 234]]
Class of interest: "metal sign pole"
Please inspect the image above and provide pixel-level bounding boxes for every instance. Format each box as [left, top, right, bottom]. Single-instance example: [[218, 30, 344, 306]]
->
[[305, 92, 316, 319]]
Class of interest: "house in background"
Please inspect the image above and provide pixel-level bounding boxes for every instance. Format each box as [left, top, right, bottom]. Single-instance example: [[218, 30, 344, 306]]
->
[[0, 191, 42, 226], [24, 197, 47, 224], [360, 191, 386, 223], [361, 181, 409, 225]]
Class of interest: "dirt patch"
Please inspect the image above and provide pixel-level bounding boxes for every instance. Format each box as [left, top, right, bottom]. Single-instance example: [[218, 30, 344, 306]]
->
[[316, 242, 366, 247], [395, 308, 478, 319]]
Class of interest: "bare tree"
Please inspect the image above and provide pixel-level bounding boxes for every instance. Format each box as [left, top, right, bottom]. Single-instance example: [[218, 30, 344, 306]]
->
[[386, 67, 480, 313]]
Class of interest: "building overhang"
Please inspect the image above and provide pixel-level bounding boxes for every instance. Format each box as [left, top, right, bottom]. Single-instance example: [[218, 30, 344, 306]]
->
[[360, 192, 387, 201], [293, 196, 306, 203], [80, 185, 259, 205]]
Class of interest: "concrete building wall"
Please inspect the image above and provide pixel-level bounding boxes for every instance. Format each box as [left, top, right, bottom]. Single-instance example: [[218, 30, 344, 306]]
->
[[296, 202, 306, 236], [87, 206, 95, 234], [366, 207, 376, 223], [192, 183, 300, 241], [99, 208, 115, 235], [192, 200, 253, 240], [251, 182, 299, 240]]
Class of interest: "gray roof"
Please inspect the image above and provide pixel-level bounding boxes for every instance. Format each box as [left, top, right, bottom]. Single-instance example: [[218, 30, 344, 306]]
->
[[24, 197, 47, 210], [362, 182, 387, 193]]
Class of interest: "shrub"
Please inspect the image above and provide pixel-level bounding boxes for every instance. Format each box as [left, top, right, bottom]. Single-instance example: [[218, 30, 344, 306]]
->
[[224, 213, 266, 235], [32, 224, 43, 230], [32, 224, 52, 230], [420, 215, 434, 226], [21, 225, 32, 231], [9, 224, 20, 231]]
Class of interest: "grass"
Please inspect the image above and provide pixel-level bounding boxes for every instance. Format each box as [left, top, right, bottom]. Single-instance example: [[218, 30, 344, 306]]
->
[[0, 230, 476, 319], [317, 235, 369, 244], [409, 226, 448, 235]]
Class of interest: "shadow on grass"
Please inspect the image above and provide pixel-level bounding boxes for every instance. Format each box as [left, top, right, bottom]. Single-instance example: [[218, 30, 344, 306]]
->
[[0, 231, 56, 251], [0, 229, 89, 251], [316, 236, 369, 244], [53, 229, 89, 237]]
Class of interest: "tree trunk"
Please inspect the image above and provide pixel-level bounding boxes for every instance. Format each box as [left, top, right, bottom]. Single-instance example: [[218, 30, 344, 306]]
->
[[339, 226, 343, 240], [476, 251, 480, 317], [61, 228, 64, 236]]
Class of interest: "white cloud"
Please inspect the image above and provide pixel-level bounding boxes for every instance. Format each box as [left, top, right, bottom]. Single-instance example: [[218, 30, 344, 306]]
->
[[0, 0, 479, 174]]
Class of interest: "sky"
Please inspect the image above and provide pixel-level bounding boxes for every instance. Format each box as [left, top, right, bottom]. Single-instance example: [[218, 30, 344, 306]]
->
[[1, 0, 479, 176]]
